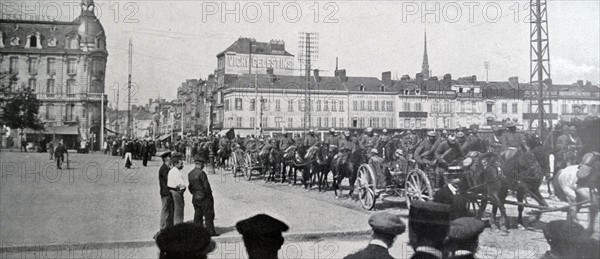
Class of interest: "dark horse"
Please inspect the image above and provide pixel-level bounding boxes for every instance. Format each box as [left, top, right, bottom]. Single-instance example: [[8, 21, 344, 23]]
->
[[258, 145, 282, 182], [331, 147, 361, 199], [465, 135, 551, 232], [312, 144, 336, 192], [281, 145, 308, 186], [216, 141, 232, 169]]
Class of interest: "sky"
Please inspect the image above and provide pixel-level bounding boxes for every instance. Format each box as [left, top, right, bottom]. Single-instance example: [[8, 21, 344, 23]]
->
[[6, 0, 599, 108]]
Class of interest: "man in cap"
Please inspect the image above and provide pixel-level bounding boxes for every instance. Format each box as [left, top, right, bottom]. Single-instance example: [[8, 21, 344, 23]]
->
[[556, 125, 573, 168], [54, 142, 67, 169], [462, 125, 485, 153], [293, 133, 304, 149], [236, 214, 289, 259], [324, 128, 340, 153], [278, 131, 294, 152], [333, 130, 355, 172], [167, 152, 187, 224], [360, 127, 379, 158], [303, 128, 320, 148], [500, 121, 528, 152], [488, 126, 503, 154], [435, 135, 464, 186], [155, 222, 216, 259], [157, 151, 174, 237], [455, 132, 467, 148], [409, 201, 452, 259], [415, 131, 437, 170], [377, 129, 390, 158], [188, 155, 216, 236], [541, 220, 593, 259], [443, 217, 486, 258], [344, 212, 406, 259], [386, 149, 410, 184], [367, 148, 387, 189]]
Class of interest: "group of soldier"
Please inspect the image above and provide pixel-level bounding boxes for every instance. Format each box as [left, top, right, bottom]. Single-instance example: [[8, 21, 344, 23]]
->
[[110, 137, 157, 168]]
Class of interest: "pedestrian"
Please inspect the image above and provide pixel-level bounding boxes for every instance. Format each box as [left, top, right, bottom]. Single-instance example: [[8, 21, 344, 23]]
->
[[408, 201, 451, 259], [188, 155, 216, 236], [344, 212, 406, 259], [141, 140, 149, 166], [236, 214, 289, 259], [155, 222, 216, 259], [47, 141, 54, 160], [167, 152, 187, 225], [54, 142, 67, 170], [443, 217, 486, 259], [155, 151, 174, 238], [124, 139, 133, 169], [103, 140, 108, 154], [21, 138, 27, 152]]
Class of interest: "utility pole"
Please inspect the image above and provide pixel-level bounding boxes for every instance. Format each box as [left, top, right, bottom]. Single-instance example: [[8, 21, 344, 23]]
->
[[298, 32, 319, 135], [100, 93, 104, 152], [529, 0, 552, 140], [484, 61, 490, 83], [127, 38, 132, 138], [116, 85, 120, 135]]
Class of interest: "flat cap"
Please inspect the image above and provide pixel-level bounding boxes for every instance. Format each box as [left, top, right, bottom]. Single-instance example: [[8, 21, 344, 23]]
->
[[505, 121, 517, 128], [194, 154, 206, 163], [156, 223, 216, 256], [447, 217, 485, 241], [543, 220, 587, 244], [236, 214, 289, 237], [159, 151, 172, 158], [369, 212, 406, 236], [456, 132, 465, 138], [409, 200, 451, 225], [427, 131, 437, 137], [171, 152, 184, 160]]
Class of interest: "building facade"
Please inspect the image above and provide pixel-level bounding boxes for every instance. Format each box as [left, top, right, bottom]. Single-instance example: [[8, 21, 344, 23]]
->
[[0, 0, 107, 148]]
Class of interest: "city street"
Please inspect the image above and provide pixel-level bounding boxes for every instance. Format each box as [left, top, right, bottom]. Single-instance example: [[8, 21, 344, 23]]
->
[[2, 151, 597, 258]]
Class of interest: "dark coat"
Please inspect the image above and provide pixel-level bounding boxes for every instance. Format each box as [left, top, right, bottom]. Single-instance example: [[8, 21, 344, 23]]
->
[[410, 251, 442, 259], [344, 244, 394, 259], [433, 185, 471, 220], [188, 167, 213, 205], [158, 163, 170, 197]]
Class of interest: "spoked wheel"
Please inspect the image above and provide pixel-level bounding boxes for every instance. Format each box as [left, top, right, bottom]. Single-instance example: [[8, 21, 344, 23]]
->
[[404, 169, 433, 208], [232, 152, 238, 177], [244, 153, 252, 181], [356, 164, 377, 210]]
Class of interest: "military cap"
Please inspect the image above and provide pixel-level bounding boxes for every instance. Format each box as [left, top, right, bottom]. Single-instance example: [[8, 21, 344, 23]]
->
[[505, 121, 517, 128], [409, 201, 451, 225], [447, 217, 485, 241], [344, 130, 351, 136], [427, 131, 437, 137], [366, 127, 373, 132], [369, 212, 406, 236], [382, 129, 388, 133], [447, 135, 457, 142], [159, 151, 172, 159], [442, 130, 448, 134], [309, 129, 315, 133], [456, 132, 465, 138], [236, 214, 289, 237], [330, 128, 335, 132], [370, 148, 379, 154], [156, 223, 216, 257]]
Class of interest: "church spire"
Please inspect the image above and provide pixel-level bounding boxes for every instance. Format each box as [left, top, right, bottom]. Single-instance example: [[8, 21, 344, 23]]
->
[[421, 29, 430, 80]]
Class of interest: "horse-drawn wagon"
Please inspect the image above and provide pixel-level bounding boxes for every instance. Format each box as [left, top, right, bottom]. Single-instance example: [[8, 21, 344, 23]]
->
[[231, 148, 263, 181]]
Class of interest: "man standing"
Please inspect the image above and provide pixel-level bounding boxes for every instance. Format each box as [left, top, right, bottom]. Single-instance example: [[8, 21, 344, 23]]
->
[[188, 155, 216, 236], [54, 142, 67, 169], [47, 141, 54, 160], [167, 152, 187, 225], [124, 139, 133, 169], [344, 212, 405, 259], [156, 151, 173, 238]]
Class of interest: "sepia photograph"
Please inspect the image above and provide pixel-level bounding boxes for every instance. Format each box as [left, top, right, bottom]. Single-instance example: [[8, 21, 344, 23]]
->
[[0, 0, 599, 258]]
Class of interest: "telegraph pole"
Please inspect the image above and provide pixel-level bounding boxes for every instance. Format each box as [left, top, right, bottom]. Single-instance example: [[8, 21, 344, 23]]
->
[[529, 0, 552, 140], [127, 38, 132, 138]]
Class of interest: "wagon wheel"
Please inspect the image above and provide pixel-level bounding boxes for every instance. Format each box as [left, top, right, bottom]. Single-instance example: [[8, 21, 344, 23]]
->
[[244, 153, 253, 181], [231, 152, 238, 177], [405, 169, 433, 208], [356, 164, 377, 210]]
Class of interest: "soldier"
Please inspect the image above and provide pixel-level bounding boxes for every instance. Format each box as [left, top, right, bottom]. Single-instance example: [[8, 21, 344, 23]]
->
[[324, 128, 340, 153], [155, 222, 216, 259], [435, 135, 464, 186], [500, 121, 528, 152], [304, 129, 320, 147], [188, 155, 216, 236], [278, 131, 294, 151], [359, 127, 379, 155], [333, 131, 354, 171], [414, 131, 437, 170], [344, 212, 406, 259], [402, 130, 419, 158], [386, 149, 410, 184], [293, 133, 304, 149], [557, 125, 582, 166], [236, 214, 289, 259], [462, 124, 485, 153], [456, 131, 467, 148]]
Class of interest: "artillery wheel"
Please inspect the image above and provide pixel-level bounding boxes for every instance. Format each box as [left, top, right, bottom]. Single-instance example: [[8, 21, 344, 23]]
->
[[356, 164, 377, 210], [405, 169, 433, 208], [232, 152, 239, 177], [244, 153, 253, 181]]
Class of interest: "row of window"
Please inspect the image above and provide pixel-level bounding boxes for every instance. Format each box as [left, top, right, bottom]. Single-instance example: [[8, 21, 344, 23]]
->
[[352, 100, 395, 112], [560, 104, 599, 114], [225, 116, 347, 129], [224, 98, 346, 112], [5, 78, 80, 95], [42, 104, 77, 121], [9, 57, 78, 75], [1, 33, 88, 49], [398, 118, 428, 129], [350, 117, 395, 129]]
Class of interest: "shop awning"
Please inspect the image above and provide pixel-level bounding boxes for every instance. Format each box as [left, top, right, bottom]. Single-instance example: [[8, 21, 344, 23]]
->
[[158, 134, 172, 141], [24, 126, 80, 135]]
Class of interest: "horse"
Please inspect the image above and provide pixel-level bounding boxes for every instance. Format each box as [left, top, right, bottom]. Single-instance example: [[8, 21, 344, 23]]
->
[[331, 147, 361, 199], [216, 141, 232, 170], [552, 152, 599, 235], [258, 145, 282, 182], [313, 144, 336, 192], [282, 145, 311, 186]]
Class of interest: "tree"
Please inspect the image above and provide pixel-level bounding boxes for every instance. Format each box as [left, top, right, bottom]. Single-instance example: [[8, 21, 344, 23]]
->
[[0, 85, 44, 131]]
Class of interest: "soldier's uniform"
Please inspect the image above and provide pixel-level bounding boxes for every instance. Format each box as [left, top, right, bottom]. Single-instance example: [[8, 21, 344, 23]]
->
[[359, 134, 379, 152], [501, 131, 524, 149], [304, 132, 320, 147], [293, 134, 303, 148], [278, 135, 294, 151], [324, 131, 340, 152], [414, 131, 437, 167]]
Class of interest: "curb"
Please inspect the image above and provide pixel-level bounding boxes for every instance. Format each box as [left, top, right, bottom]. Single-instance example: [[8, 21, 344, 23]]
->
[[0, 229, 372, 253]]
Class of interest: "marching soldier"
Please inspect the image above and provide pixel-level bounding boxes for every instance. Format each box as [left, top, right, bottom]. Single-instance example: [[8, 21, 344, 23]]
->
[[304, 128, 320, 147], [324, 128, 340, 153], [414, 131, 437, 170]]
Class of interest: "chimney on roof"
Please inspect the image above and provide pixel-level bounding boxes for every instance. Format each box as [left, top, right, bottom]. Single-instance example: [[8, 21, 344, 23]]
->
[[208, 74, 215, 81], [577, 80, 584, 87], [508, 76, 519, 88], [429, 76, 438, 82], [267, 67, 274, 81], [401, 74, 410, 81], [415, 73, 424, 86], [443, 74, 451, 86], [335, 69, 347, 82], [382, 71, 392, 86], [313, 69, 320, 82]]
